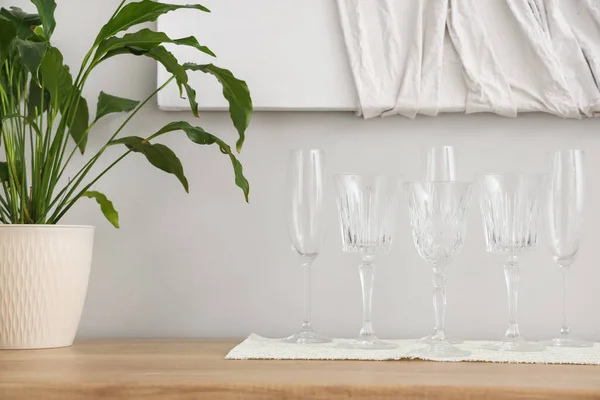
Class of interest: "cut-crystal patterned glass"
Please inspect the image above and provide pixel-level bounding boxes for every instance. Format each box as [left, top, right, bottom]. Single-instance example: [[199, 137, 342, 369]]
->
[[421, 145, 462, 345], [406, 181, 473, 358], [335, 174, 402, 350], [479, 173, 547, 352]]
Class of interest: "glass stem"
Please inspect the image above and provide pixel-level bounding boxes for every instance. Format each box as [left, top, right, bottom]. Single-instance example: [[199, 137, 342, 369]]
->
[[358, 255, 376, 339], [432, 267, 448, 341], [560, 265, 570, 337], [504, 256, 521, 340], [301, 260, 313, 332]]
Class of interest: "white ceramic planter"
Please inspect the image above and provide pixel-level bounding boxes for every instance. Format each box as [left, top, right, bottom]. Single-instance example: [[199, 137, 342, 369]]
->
[[0, 225, 94, 349]]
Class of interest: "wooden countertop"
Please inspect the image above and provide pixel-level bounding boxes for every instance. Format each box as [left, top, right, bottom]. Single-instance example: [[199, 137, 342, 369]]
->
[[0, 339, 599, 399]]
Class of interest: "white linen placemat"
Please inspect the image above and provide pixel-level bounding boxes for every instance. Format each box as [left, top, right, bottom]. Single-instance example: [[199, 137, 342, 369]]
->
[[225, 334, 600, 364]]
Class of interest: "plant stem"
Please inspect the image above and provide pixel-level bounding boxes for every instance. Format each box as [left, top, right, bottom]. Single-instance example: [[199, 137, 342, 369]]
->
[[54, 62, 98, 175], [43, 41, 100, 209], [0, 187, 12, 221], [48, 150, 130, 223], [110, 0, 127, 21], [0, 207, 7, 223], [16, 73, 29, 223], [46, 77, 175, 223]]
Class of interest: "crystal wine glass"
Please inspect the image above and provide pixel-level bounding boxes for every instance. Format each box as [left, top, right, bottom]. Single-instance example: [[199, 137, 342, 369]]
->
[[334, 174, 402, 350], [422, 146, 462, 345], [406, 181, 473, 358], [479, 173, 546, 352], [283, 149, 331, 344], [543, 150, 591, 348]]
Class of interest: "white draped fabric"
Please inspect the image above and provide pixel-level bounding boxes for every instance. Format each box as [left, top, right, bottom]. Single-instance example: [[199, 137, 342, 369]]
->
[[336, 0, 600, 118]]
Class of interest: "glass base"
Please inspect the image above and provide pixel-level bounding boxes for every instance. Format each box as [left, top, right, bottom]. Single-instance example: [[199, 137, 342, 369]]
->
[[541, 337, 593, 348], [337, 336, 398, 350], [282, 330, 332, 344], [482, 339, 545, 352], [420, 334, 463, 345], [412, 342, 471, 359]]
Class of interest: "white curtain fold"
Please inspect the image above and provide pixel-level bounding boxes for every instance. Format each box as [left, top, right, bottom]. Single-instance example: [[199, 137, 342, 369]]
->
[[336, 0, 600, 118]]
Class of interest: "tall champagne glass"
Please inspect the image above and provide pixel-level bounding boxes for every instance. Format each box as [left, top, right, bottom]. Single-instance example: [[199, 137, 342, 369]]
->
[[283, 150, 331, 344], [426, 146, 456, 181], [543, 150, 591, 347]]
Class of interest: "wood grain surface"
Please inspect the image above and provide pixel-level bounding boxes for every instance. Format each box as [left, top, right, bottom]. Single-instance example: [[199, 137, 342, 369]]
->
[[0, 339, 599, 399]]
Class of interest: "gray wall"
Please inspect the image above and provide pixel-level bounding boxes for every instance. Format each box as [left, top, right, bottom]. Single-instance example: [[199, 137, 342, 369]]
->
[[9, 0, 600, 341]]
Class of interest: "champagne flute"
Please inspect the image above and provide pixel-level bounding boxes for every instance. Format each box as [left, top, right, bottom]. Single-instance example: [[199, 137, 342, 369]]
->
[[283, 149, 331, 344], [426, 146, 456, 181], [543, 150, 591, 347]]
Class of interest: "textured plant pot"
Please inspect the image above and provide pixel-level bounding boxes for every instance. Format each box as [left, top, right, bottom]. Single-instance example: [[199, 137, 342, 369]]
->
[[0, 225, 94, 349]]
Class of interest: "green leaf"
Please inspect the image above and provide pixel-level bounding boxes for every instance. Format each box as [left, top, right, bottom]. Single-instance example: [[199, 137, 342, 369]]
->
[[0, 162, 8, 182], [0, 7, 41, 39], [109, 136, 189, 192], [38, 47, 89, 152], [0, 17, 17, 66], [101, 45, 149, 59], [101, 45, 185, 91], [151, 121, 250, 201], [183, 83, 198, 117], [39, 47, 73, 109], [172, 36, 215, 57], [184, 64, 252, 152], [83, 191, 119, 228], [69, 96, 90, 154], [95, 1, 209, 45], [27, 81, 49, 116], [100, 45, 199, 117], [99, 40, 202, 118], [95, 91, 139, 122], [95, 28, 215, 60], [15, 38, 48, 81], [30, 0, 56, 38], [145, 46, 187, 93]]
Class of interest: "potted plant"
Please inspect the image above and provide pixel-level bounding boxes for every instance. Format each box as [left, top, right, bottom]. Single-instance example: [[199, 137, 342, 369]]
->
[[0, 0, 251, 349]]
